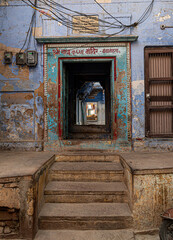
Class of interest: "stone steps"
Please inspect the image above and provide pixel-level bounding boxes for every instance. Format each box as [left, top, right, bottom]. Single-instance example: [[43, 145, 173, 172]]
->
[[35, 229, 134, 240], [44, 181, 128, 203], [38, 203, 133, 230], [48, 162, 124, 182], [36, 152, 133, 239], [55, 153, 120, 162]]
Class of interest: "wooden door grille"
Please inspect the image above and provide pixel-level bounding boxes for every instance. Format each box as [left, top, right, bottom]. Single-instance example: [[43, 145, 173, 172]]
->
[[145, 47, 173, 137]]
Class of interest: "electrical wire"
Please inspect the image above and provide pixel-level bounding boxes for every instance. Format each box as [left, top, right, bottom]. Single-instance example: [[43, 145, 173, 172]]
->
[[19, 0, 37, 52], [22, 0, 154, 35], [94, 0, 154, 28], [33, 0, 37, 50], [40, 0, 115, 29], [19, 10, 35, 52], [93, 0, 125, 27], [22, 0, 124, 38], [137, 0, 154, 24], [22, 0, 100, 33], [41, 0, 122, 28], [19, 0, 155, 53], [22, 0, 122, 35]]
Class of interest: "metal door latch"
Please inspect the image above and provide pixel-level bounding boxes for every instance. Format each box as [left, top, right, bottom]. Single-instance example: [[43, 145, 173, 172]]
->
[[146, 93, 150, 100]]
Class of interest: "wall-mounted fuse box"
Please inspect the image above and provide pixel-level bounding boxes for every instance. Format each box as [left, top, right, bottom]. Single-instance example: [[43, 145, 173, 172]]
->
[[4, 52, 13, 64], [16, 52, 25, 65], [26, 50, 38, 67]]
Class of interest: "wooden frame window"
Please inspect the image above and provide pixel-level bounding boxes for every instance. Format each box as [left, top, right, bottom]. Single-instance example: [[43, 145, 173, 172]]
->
[[145, 47, 173, 138]]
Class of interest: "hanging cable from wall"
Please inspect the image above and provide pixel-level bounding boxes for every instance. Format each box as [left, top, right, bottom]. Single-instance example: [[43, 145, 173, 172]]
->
[[14, 0, 155, 57], [20, 0, 155, 39], [19, 0, 37, 53]]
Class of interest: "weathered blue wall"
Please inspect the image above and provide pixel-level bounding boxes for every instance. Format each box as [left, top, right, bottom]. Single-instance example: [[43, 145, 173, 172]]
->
[[130, 1, 173, 151], [0, 0, 44, 150], [0, 0, 173, 151]]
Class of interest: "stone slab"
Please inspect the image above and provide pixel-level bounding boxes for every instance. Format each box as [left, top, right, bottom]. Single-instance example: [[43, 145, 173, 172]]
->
[[34, 230, 135, 240], [55, 154, 120, 162], [50, 162, 123, 171], [0, 152, 54, 179], [121, 152, 173, 174], [45, 181, 127, 194], [135, 234, 160, 240], [39, 203, 132, 217]]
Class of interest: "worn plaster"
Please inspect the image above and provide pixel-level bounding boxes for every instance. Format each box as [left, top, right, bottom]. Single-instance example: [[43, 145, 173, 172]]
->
[[0, 0, 173, 151]]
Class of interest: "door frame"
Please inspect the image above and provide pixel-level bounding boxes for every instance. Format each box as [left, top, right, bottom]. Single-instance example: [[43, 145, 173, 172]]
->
[[59, 57, 116, 139], [43, 42, 132, 151]]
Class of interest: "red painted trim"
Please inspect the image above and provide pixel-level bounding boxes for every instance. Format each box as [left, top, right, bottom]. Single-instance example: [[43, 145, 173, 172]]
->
[[58, 56, 117, 139], [43, 44, 45, 142], [113, 57, 117, 139], [114, 58, 116, 82], [58, 58, 62, 138], [129, 42, 132, 140], [43, 45, 45, 79], [59, 57, 116, 60]]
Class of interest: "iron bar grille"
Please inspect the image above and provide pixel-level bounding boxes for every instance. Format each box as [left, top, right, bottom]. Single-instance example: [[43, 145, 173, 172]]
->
[[145, 47, 173, 137]]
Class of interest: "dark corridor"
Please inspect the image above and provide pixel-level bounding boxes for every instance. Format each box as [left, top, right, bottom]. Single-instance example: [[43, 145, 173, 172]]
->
[[64, 61, 112, 139]]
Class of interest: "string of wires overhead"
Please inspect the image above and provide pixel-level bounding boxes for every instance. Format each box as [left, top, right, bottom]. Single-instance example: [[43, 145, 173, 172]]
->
[[20, 0, 37, 52], [20, 0, 154, 52], [94, 0, 154, 28], [21, 0, 154, 35], [21, 0, 123, 35]]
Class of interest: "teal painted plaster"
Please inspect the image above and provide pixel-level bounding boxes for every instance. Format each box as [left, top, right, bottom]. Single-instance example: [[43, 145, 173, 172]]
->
[[46, 45, 130, 146]]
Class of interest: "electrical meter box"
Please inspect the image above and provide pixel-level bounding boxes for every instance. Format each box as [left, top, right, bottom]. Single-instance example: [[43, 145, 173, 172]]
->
[[4, 52, 13, 64], [16, 52, 25, 65], [26, 50, 38, 67]]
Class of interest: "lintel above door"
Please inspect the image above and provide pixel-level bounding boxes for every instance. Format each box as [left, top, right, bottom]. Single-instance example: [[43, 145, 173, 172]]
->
[[36, 35, 138, 44]]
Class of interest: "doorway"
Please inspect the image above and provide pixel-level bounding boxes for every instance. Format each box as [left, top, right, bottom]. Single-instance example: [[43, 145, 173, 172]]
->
[[64, 61, 112, 139]]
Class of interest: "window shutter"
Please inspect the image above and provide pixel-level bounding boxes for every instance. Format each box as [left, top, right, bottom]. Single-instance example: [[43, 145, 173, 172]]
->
[[145, 47, 173, 137]]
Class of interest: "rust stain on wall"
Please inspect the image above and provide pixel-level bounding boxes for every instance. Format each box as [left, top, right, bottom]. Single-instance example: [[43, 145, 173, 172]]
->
[[47, 82, 58, 120], [35, 82, 44, 140], [1, 92, 33, 104], [117, 70, 125, 83], [0, 184, 20, 209], [133, 173, 173, 230], [1, 82, 14, 91], [27, 187, 34, 216], [35, 82, 44, 98]]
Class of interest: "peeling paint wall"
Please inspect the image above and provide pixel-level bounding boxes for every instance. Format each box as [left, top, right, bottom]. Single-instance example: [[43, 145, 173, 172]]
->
[[44, 44, 131, 150], [0, 92, 35, 140], [0, 3, 44, 150], [0, 0, 173, 151]]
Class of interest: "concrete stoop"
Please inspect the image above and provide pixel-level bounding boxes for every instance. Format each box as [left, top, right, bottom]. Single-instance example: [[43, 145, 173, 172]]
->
[[36, 152, 133, 239], [35, 229, 135, 240]]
